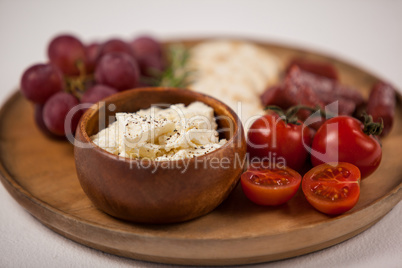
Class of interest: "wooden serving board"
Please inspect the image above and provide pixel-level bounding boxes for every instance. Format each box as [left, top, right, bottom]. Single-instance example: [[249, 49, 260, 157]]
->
[[0, 40, 401, 266]]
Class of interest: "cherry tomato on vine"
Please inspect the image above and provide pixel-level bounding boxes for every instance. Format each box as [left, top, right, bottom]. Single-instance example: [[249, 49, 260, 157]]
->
[[302, 162, 361, 215], [241, 162, 302, 206], [247, 112, 312, 173], [310, 115, 382, 179]]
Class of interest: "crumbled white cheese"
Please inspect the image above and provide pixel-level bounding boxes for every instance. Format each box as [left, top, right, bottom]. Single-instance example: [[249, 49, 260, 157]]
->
[[91, 101, 226, 160], [90, 122, 119, 155]]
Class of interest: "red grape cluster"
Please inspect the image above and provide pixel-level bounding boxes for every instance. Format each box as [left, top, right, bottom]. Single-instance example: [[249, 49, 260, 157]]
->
[[20, 34, 165, 138]]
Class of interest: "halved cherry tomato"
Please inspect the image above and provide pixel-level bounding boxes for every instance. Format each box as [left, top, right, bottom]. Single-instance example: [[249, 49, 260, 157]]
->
[[302, 162, 361, 215], [241, 162, 301, 206]]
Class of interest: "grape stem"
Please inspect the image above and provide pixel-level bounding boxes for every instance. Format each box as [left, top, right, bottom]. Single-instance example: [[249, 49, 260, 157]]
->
[[64, 60, 94, 99]]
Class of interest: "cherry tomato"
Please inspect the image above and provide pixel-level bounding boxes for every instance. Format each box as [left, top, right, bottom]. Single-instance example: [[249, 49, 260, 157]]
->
[[311, 116, 382, 179], [247, 113, 312, 172], [241, 162, 302, 206], [302, 162, 361, 215]]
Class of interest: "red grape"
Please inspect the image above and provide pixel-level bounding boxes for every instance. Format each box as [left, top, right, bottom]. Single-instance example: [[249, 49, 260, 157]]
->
[[43, 92, 81, 136], [95, 52, 140, 91], [131, 36, 162, 58], [20, 63, 64, 104], [85, 42, 101, 73], [138, 54, 165, 77], [48, 34, 87, 76], [131, 36, 164, 77], [81, 84, 118, 105], [34, 104, 63, 138], [98, 39, 136, 59]]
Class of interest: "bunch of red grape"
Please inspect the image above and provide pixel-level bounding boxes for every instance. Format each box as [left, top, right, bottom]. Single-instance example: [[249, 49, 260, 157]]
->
[[20, 34, 165, 138]]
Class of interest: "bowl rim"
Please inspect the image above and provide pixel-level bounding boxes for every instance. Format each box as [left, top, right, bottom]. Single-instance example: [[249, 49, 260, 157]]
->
[[77, 87, 245, 165]]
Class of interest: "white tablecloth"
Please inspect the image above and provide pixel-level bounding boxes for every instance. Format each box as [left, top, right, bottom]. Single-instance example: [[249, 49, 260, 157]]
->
[[0, 0, 401, 267]]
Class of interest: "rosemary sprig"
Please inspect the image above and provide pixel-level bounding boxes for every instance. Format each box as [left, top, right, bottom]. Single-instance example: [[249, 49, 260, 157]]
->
[[155, 44, 193, 88]]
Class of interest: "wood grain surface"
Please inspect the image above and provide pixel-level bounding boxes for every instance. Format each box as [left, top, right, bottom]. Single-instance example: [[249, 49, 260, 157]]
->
[[0, 40, 401, 266]]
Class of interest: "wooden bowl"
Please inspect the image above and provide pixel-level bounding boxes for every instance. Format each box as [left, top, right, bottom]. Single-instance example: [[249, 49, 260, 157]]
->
[[74, 87, 246, 224]]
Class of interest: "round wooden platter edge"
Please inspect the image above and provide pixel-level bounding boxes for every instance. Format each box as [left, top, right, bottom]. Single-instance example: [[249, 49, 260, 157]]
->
[[0, 146, 400, 266], [1, 38, 402, 265]]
